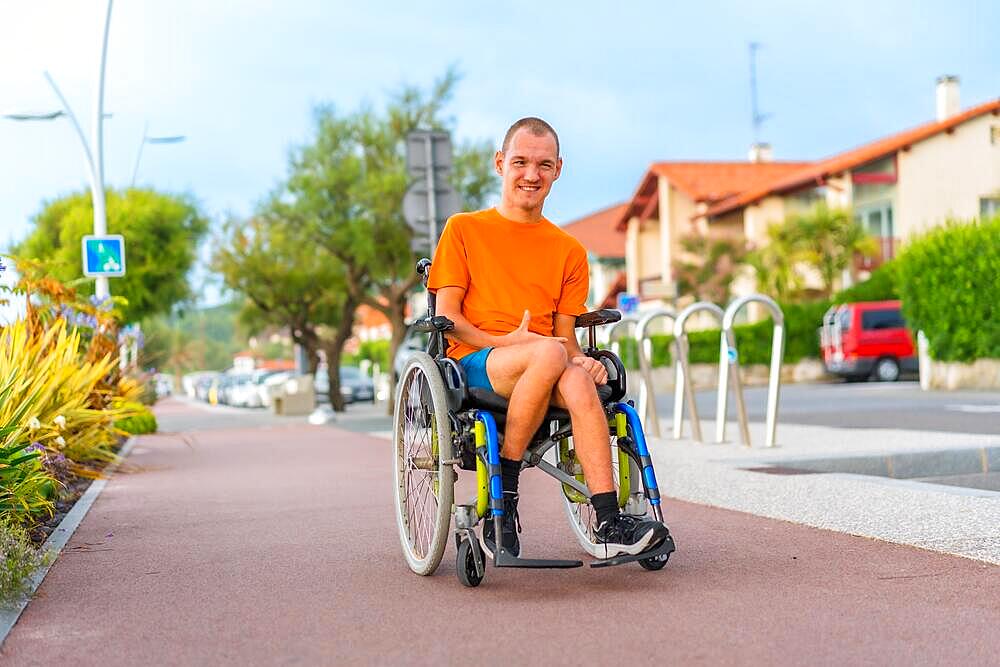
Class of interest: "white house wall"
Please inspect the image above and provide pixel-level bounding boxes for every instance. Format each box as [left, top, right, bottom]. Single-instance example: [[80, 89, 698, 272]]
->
[[897, 112, 1000, 238]]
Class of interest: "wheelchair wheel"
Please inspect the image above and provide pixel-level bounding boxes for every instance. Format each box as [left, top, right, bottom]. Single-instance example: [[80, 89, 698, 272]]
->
[[456, 538, 485, 588], [639, 552, 670, 570], [561, 435, 621, 556], [393, 352, 455, 576]]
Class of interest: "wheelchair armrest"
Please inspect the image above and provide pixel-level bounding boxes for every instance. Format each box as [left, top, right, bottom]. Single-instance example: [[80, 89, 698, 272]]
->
[[574, 309, 622, 329], [416, 258, 432, 288], [412, 315, 454, 333]]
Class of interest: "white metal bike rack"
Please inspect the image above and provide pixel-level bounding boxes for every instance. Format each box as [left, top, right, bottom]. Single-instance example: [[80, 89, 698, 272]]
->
[[671, 302, 724, 442], [602, 315, 638, 354], [715, 295, 785, 448], [634, 308, 677, 437]]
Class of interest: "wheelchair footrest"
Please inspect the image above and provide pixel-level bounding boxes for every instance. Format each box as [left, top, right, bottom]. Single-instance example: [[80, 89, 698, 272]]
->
[[589, 534, 676, 569], [494, 548, 583, 569]]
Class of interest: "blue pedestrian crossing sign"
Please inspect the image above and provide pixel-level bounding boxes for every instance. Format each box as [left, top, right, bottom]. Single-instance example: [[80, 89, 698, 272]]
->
[[82, 234, 126, 278]]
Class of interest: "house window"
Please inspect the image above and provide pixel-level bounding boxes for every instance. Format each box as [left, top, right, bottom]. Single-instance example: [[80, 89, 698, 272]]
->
[[981, 197, 1000, 220], [855, 201, 895, 260]]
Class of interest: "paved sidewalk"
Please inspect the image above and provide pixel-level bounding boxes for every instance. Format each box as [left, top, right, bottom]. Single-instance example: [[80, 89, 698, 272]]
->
[[1, 398, 997, 665]]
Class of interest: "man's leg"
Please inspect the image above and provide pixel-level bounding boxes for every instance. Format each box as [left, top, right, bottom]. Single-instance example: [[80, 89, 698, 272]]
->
[[478, 339, 567, 557], [551, 365, 613, 493], [486, 339, 568, 460], [552, 365, 668, 556]]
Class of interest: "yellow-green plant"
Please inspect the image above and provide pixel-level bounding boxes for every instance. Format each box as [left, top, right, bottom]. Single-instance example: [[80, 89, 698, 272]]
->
[[0, 319, 139, 477]]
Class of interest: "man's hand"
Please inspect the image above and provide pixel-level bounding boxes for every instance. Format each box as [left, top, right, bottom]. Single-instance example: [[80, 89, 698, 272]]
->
[[499, 310, 567, 347], [571, 355, 608, 385]]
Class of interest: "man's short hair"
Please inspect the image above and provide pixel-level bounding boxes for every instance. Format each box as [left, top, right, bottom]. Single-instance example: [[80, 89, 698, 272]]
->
[[501, 117, 560, 157]]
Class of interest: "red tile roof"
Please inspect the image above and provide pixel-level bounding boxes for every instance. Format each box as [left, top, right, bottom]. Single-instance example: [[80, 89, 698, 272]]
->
[[356, 304, 390, 328], [705, 98, 1000, 218], [617, 161, 810, 231], [652, 162, 812, 203], [562, 202, 628, 258]]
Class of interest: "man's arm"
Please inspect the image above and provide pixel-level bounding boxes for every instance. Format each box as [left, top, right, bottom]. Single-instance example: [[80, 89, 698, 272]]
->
[[553, 312, 607, 385], [436, 286, 565, 349]]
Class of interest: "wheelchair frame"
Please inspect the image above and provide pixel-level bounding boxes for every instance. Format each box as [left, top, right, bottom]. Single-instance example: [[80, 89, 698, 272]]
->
[[393, 259, 674, 587]]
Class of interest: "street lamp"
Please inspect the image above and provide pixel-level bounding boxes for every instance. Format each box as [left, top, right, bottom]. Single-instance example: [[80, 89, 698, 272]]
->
[[1, 0, 115, 299], [131, 122, 186, 187]]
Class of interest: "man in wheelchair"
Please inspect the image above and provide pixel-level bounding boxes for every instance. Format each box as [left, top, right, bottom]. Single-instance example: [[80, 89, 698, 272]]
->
[[427, 117, 669, 561]]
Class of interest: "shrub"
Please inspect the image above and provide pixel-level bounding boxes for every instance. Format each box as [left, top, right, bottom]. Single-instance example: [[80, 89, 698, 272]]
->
[[895, 217, 1000, 362], [834, 261, 899, 304], [627, 300, 830, 368], [114, 404, 158, 435], [0, 518, 48, 608], [345, 340, 391, 372]]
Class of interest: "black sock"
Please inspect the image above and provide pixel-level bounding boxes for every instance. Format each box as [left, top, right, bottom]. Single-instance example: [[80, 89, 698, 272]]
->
[[591, 491, 619, 527], [500, 457, 521, 495]]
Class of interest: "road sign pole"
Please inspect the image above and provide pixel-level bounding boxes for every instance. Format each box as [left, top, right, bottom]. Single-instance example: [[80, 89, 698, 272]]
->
[[91, 0, 114, 300], [424, 134, 438, 254]]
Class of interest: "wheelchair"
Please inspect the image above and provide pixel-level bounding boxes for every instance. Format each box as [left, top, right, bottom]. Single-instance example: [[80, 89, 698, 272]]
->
[[392, 259, 675, 587]]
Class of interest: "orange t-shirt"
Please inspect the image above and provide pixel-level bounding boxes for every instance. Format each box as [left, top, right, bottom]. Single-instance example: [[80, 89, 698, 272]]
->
[[427, 207, 590, 360]]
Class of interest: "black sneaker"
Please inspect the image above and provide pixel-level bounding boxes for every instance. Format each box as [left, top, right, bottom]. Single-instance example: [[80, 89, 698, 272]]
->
[[593, 514, 668, 558], [481, 492, 521, 557]]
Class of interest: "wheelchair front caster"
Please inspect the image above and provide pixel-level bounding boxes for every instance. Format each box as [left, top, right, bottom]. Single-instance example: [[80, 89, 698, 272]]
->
[[457, 538, 485, 587], [638, 552, 670, 571]]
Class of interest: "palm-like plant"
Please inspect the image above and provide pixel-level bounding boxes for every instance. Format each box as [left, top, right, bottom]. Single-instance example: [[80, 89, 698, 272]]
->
[[791, 203, 878, 297], [747, 203, 877, 300]]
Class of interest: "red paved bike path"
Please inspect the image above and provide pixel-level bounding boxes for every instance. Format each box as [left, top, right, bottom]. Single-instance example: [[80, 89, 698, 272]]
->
[[2, 401, 997, 665]]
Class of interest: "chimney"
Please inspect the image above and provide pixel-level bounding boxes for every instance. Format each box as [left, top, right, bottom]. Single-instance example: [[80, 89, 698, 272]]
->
[[748, 142, 773, 163], [936, 75, 960, 121]]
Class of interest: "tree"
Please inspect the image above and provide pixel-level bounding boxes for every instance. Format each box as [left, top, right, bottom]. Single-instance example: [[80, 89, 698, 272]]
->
[[286, 68, 498, 403], [142, 302, 245, 374], [746, 203, 876, 300], [674, 235, 747, 305], [745, 221, 807, 301], [791, 203, 877, 297], [212, 201, 358, 411], [13, 188, 209, 322]]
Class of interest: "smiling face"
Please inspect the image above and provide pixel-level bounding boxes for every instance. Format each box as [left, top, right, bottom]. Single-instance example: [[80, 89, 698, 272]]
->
[[495, 128, 562, 221]]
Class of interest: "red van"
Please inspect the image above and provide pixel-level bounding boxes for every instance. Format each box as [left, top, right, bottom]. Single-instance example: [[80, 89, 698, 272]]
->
[[820, 300, 918, 382]]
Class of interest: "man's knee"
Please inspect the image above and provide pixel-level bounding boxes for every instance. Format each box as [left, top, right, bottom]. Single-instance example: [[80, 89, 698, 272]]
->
[[558, 366, 600, 410], [531, 339, 568, 374]]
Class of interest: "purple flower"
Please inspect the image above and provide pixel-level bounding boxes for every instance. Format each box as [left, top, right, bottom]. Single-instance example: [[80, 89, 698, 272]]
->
[[89, 294, 113, 311]]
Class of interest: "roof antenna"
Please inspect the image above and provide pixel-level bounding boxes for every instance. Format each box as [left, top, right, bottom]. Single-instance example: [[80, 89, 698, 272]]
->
[[748, 42, 773, 162]]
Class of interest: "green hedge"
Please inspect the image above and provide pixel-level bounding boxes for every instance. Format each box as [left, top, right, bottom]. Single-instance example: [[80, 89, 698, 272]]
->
[[115, 405, 158, 435], [615, 300, 830, 368], [833, 261, 899, 304], [895, 217, 1000, 362], [344, 340, 390, 372]]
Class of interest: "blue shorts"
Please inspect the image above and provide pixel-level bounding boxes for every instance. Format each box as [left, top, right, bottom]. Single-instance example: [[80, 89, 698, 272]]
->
[[458, 347, 494, 392]]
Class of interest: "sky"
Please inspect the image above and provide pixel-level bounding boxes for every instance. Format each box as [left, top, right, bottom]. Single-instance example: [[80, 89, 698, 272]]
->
[[1, 0, 998, 306]]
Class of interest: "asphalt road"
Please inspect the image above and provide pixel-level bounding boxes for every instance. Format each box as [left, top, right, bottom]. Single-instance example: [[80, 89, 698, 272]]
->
[[170, 380, 1000, 437], [3, 398, 996, 665], [654, 380, 1000, 434]]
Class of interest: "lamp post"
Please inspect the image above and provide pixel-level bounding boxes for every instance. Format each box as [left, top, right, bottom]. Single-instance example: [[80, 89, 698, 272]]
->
[[131, 122, 186, 187], [2, 0, 115, 299]]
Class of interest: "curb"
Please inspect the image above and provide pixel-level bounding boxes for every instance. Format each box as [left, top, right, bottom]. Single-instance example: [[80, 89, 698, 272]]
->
[[0, 436, 138, 648]]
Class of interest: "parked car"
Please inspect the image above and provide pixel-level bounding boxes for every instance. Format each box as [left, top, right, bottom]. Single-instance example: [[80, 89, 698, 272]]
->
[[193, 372, 220, 402], [260, 371, 292, 408], [820, 300, 918, 382], [393, 324, 429, 381], [315, 365, 376, 404], [217, 372, 251, 405], [229, 370, 276, 408]]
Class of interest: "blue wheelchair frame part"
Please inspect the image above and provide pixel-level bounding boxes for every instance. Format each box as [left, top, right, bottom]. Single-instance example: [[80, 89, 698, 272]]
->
[[474, 410, 504, 517], [613, 402, 661, 507]]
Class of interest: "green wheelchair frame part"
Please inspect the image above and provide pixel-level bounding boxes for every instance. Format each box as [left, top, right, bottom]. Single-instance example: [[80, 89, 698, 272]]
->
[[431, 409, 440, 496], [474, 420, 489, 518], [558, 411, 631, 508], [473, 412, 633, 517]]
